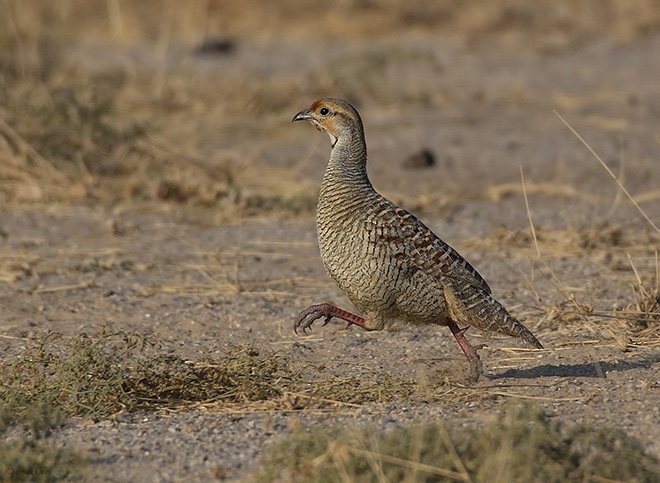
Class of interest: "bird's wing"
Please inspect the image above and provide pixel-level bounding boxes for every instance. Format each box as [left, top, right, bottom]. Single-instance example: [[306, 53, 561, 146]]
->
[[366, 203, 543, 347], [367, 203, 492, 294]]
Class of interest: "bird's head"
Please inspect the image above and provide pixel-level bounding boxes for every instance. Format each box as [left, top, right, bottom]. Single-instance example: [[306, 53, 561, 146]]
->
[[292, 98, 363, 148]]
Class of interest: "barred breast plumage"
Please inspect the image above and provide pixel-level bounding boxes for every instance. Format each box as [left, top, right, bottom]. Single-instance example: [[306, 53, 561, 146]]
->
[[292, 97, 542, 381]]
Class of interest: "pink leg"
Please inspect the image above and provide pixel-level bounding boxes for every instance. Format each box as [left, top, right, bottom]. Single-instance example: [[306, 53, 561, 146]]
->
[[448, 321, 483, 382], [294, 303, 366, 334]]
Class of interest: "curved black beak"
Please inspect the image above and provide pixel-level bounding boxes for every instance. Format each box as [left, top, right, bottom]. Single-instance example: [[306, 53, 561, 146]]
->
[[292, 108, 312, 123]]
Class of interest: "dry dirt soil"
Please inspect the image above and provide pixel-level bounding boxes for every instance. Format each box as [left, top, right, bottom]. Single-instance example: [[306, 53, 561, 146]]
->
[[1, 2, 659, 481]]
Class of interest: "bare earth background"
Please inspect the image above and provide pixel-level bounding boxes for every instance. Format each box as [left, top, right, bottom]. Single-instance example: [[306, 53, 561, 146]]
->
[[0, 1, 659, 481]]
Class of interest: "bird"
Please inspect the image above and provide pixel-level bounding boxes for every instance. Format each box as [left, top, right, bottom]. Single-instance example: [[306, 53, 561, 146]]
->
[[291, 98, 542, 381]]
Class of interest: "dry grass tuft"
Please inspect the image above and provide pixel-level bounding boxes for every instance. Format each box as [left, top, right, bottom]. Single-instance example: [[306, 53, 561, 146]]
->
[[0, 329, 418, 421], [0, 403, 85, 482], [625, 284, 660, 329], [0, 438, 84, 482], [0, 330, 286, 420], [464, 223, 659, 257], [619, 261, 660, 333], [0, 58, 240, 207], [258, 404, 659, 483]]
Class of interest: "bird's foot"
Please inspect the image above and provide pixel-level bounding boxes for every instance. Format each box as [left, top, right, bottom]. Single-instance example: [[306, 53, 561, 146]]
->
[[465, 353, 484, 383], [294, 303, 366, 334], [448, 321, 484, 383], [294, 305, 332, 334]]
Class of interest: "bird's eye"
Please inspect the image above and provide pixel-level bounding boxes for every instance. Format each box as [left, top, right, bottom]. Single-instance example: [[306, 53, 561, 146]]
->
[[319, 107, 330, 116]]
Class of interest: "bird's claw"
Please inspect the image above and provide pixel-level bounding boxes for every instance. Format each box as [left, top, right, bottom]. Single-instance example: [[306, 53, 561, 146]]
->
[[294, 305, 333, 334]]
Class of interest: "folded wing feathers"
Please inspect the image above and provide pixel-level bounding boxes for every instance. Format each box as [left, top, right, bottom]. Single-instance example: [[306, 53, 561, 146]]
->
[[370, 204, 491, 294], [370, 204, 542, 348]]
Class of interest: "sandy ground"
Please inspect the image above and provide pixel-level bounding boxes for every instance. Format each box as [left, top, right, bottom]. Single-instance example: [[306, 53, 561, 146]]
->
[[1, 20, 660, 482]]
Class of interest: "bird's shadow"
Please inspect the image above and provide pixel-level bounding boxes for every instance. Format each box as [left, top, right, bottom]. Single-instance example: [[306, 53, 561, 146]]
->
[[490, 353, 659, 379]]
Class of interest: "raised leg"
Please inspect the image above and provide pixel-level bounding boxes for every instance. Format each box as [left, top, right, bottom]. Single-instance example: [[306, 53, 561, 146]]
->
[[294, 303, 366, 334], [448, 321, 483, 382]]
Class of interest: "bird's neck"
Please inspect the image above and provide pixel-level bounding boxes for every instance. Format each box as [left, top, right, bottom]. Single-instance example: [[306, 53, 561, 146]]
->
[[317, 130, 379, 229], [322, 130, 371, 190]]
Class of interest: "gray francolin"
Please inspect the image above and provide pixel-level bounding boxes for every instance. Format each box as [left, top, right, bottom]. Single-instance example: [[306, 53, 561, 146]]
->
[[292, 98, 542, 381]]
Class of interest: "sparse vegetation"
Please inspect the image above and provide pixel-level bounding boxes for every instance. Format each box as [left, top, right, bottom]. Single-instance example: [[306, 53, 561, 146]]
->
[[0, 2, 312, 212], [0, 403, 85, 482], [0, 438, 84, 483], [626, 282, 660, 330], [0, 330, 416, 421], [259, 405, 659, 482], [0, 331, 282, 420], [621, 253, 660, 332], [0, 331, 416, 480]]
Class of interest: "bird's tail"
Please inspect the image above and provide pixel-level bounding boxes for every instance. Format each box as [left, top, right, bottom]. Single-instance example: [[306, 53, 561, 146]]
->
[[444, 281, 543, 349]]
